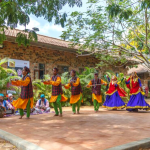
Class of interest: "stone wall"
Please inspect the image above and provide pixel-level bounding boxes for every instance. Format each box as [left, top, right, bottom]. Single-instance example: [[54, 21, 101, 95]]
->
[[0, 41, 128, 80]]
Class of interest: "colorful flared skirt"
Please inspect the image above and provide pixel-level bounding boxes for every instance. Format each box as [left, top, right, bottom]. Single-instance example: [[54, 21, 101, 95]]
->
[[126, 92, 150, 111], [103, 91, 125, 109]]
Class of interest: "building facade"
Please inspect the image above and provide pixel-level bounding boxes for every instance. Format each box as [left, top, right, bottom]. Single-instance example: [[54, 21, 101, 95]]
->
[[128, 64, 150, 89], [0, 29, 134, 80]]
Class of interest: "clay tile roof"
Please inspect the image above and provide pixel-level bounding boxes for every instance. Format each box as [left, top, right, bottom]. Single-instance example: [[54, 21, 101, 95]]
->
[[4, 28, 75, 49], [127, 64, 149, 75]]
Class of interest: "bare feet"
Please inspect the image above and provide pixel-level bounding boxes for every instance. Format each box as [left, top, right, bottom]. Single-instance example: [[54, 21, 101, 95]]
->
[[73, 112, 76, 114], [54, 114, 59, 116], [60, 114, 62, 117], [19, 115, 24, 119]]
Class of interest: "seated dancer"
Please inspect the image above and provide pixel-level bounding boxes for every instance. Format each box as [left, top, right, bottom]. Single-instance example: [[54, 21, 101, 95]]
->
[[125, 72, 150, 111], [63, 70, 83, 114], [87, 73, 107, 112], [11, 66, 34, 119], [0, 93, 14, 111], [103, 75, 127, 110], [43, 67, 67, 117], [33, 94, 50, 114]]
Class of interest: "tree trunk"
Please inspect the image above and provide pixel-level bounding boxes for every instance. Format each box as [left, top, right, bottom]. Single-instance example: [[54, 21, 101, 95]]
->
[[145, 8, 149, 52]]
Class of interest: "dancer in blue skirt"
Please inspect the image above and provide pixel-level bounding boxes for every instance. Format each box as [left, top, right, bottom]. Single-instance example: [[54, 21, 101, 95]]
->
[[125, 72, 150, 112], [103, 75, 127, 110]]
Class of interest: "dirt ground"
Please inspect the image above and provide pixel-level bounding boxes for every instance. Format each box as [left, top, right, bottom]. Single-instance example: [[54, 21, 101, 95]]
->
[[1, 106, 150, 150]]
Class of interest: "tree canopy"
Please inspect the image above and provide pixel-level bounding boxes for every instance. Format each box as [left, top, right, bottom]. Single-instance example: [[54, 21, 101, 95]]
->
[[0, 0, 82, 46], [61, 0, 150, 70]]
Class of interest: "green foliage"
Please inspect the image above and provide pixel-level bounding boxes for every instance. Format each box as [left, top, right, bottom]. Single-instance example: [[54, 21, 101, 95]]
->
[[0, 0, 82, 46], [0, 26, 6, 44], [0, 58, 20, 91], [61, 0, 150, 70], [8, 85, 21, 99], [32, 75, 51, 100], [16, 28, 38, 46], [61, 72, 71, 107]]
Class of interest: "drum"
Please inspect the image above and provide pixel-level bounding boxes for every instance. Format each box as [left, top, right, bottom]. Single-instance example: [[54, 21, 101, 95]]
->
[[0, 106, 5, 118]]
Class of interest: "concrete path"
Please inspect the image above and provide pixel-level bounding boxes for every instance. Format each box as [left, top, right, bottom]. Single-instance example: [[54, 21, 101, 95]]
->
[[0, 107, 150, 150], [0, 138, 18, 150]]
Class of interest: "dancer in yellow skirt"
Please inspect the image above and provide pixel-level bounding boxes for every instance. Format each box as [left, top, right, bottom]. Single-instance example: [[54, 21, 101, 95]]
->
[[87, 73, 107, 112], [63, 70, 83, 114], [11, 67, 33, 119], [43, 67, 67, 117]]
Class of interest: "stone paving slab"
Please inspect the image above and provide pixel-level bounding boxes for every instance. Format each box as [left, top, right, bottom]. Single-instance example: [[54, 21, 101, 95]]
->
[[0, 106, 150, 150]]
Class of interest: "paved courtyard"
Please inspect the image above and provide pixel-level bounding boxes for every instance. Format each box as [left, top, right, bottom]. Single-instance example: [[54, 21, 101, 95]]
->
[[0, 106, 150, 150]]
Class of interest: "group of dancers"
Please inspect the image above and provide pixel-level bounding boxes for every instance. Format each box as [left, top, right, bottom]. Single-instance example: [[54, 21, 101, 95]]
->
[[9, 66, 150, 119]]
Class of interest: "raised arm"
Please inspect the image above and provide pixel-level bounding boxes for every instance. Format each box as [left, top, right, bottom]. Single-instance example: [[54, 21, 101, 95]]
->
[[107, 77, 110, 82], [87, 80, 92, 88], [101, 79, 107, 86], [50, 77, 61, 86], [11, 77, 30, 86], [138, 78, 142, 87], [64, 81, 71, 89], [125, 77, 130, 84]]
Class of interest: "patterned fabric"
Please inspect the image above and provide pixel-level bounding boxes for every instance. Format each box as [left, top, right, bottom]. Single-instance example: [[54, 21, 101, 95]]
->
[[126, 78, 142, 95], [91, 79, 101, 95], [20, 75, 33, 99], [0, 100, 14, 110], [71, 77, 82, 95], [52, 75, 63, 96]]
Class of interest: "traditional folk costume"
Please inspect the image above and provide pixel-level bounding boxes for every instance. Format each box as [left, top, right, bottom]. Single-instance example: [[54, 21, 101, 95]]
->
[[103, 77, 127, 109], [126, 73, 150, 111], [43, 74, 67, 116], [87, 78, 107, 112], [11, 67, 33, 118], [64, 76, 83, 114]]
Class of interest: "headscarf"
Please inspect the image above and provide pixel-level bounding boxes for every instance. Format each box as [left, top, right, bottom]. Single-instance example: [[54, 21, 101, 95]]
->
[[110, 75, 117, 84], [0, 94, 4, 97], [24, 66, 30, 74], [130, 72, 139, 89], [112, 75, 117, 81], [132, 72, 138, 78], [40, 94, 45, 98]]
